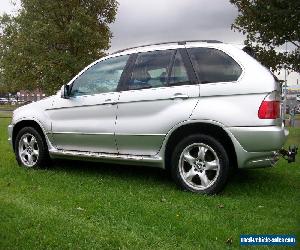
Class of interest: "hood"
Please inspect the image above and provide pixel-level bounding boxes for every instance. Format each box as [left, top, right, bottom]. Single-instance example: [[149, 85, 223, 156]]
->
[[14, 95, 57, 115]]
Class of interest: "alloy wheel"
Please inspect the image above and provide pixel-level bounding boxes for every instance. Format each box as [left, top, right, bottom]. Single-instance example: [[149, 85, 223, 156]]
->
[[18, 133, 39, 167], [179, 143, 220, 191]]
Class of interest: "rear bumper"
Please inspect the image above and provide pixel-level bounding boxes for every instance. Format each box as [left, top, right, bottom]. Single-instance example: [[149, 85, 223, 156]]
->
[[241, 151, 280, 168], [228, 125, 288, 152], [227, 125, 288, 168]]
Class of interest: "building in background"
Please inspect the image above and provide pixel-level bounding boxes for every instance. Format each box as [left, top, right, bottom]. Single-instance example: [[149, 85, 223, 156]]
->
[[17, 89, 46, 102], [287, 85, 300, 95], [286, 85, 300, 114]]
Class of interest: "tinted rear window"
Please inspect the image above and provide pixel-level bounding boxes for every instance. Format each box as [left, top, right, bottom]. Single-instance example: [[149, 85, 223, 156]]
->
[[128, 50, 174, 90], [188, 48, 242, 83]]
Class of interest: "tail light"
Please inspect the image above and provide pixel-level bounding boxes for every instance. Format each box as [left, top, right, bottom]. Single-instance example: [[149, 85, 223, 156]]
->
[[258, 91, 281, 119]]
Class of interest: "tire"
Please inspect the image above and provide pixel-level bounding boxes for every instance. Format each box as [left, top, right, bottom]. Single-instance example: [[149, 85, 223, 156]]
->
[[15, 126, 50, 168], [171, 134, 230, 195]]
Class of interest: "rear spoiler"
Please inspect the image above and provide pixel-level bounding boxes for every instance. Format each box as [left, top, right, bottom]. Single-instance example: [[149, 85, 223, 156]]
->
[[240, 45, 280, 83], [234, 44, 257, 58], [242, 46, 257, 59]]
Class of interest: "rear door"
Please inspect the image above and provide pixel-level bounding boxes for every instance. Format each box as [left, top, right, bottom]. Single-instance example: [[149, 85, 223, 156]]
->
[[115, 47, 200, 156]]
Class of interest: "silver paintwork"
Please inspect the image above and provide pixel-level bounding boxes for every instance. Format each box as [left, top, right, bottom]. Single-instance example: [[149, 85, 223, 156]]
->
[[49, 92, 119, 153], [8, 41, 288, 169], [228, 125, 287, 152], [115, 84, 199, 155], [179, 143, 220, 190], [18, 133, 39, 167]]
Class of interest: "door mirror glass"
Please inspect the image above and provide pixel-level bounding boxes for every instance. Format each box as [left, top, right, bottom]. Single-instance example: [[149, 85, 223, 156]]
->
[[60, 85, 70, 99]]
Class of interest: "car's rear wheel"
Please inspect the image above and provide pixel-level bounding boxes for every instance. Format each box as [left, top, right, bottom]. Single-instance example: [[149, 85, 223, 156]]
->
[[171, 134, 229, 194], [15, 127, 49, 168]]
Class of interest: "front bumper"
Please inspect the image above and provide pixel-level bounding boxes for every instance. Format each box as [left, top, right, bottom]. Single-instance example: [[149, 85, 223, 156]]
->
[[227, 125, 289, 168], [8, 124, 13, 146]]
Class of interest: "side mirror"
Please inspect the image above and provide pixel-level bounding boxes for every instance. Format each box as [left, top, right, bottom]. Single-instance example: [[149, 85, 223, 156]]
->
[[60, 85, 70, 99]]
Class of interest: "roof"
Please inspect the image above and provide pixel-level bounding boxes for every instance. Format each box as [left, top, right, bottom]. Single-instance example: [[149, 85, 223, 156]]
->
[[111, 40, 223, 55]]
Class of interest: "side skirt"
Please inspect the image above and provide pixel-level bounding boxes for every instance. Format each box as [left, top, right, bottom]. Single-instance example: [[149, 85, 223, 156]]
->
[[48, 149, 164, 168]]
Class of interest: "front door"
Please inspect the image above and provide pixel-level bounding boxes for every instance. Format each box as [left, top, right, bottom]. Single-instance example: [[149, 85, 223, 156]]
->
[[115, 48, 200, 156], [48, 54, 129, 153]]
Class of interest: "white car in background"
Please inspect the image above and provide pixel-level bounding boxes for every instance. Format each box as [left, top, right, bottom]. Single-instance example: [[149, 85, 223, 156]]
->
[[0, 98, 9, 104]]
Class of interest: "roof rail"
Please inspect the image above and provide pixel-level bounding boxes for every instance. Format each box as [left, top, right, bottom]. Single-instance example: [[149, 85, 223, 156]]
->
[[111, 40, 222, 54]]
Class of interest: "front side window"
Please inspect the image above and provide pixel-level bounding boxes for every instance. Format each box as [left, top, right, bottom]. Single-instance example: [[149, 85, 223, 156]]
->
[[188, 48, 242, 83], [70, 54, 129, 96], [128, 50, 174, 90]]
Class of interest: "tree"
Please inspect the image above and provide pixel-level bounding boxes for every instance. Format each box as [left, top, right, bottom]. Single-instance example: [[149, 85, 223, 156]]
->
[[0, 0, 118, 94], [0, 74, 8, 95], [230, 0, 300, 73]]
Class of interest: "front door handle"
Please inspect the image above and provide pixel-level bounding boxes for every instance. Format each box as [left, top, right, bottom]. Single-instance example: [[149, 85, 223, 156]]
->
[[103, 99, 117, 105], [171, 93, 189, 100]]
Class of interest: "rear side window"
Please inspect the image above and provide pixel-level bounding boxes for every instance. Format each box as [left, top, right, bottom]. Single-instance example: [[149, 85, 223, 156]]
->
[[188, 48, 242, 83], [128, 50, 174, 90], [169, 51, 189, 85]]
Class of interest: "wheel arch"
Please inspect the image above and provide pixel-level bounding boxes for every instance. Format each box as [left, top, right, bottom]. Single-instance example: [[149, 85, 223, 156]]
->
[[163, 121, 238, 172], [12, 119, 48, 152]]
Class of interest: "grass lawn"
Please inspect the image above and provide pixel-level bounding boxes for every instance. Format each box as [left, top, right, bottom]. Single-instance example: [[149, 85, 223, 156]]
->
[[0, 104, 20, 110], [0, 117, 299, 249], [0, 111, 13, 118], [0, 105, 14, 118]]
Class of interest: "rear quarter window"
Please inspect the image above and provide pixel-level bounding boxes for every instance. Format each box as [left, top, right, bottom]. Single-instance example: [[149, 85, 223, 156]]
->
[[188, 47, 242, 83]]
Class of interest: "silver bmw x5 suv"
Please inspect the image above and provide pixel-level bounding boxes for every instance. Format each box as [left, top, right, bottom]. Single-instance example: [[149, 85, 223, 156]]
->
[[8, 40, 289, 194]]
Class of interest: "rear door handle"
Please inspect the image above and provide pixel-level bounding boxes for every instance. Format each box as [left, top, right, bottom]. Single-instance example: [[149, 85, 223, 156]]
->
[[171, 93, 189, 100], [103, 99, 117, 105]]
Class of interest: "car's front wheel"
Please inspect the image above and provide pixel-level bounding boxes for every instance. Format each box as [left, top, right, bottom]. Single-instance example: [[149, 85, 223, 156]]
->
[[171, 134, 230, 194], [15, 127, 49, 168]]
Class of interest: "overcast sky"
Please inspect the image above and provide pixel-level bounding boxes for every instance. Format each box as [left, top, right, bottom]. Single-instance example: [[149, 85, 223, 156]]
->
[[0, 0, 299, 85], [109, 0, 244, 51]]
